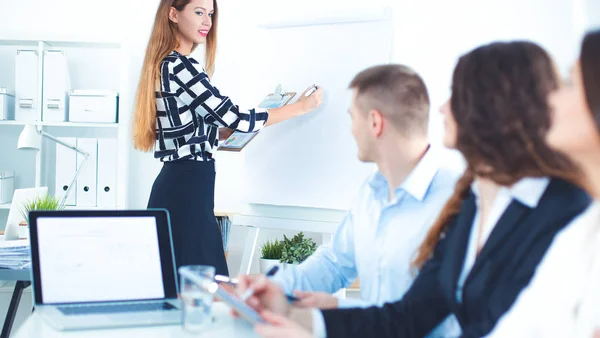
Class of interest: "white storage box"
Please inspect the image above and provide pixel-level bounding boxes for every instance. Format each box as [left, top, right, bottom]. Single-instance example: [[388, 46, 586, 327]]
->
[[0, 170, 15, 205], [0, 88, 15, 120], [69, 90, 118, 123]]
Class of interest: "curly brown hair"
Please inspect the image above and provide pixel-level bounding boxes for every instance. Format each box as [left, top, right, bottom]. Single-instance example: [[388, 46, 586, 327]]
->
[[412, 41, 577, 270]]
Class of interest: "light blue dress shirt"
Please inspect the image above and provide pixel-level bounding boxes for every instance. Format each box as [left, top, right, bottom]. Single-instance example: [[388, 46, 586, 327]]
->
[[271, 146, 463, 337]]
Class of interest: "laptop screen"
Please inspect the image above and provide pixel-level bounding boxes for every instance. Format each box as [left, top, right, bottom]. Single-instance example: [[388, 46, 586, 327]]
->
[[33, 213, 172, 304]]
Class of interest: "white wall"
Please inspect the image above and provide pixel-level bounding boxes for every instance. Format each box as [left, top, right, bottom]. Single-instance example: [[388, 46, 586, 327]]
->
[[118, 0, 590, 276], [585, 0, 600, 28], [391, 0, 583, 148], [0, 0, 124, 40], [122, 0, 587, 211], [0, 0, 592, 274]]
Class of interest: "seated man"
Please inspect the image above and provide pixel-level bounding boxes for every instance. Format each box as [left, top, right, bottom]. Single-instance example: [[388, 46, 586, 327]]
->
[[270, 64, 461, 337]]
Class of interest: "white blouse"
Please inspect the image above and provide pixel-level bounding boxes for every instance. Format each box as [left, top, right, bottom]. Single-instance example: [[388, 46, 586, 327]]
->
[[486, 201, 600, 338]]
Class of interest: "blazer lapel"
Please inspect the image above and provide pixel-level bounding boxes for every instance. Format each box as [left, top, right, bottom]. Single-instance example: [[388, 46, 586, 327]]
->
[[446, 193, 477, 298], [469, 201, 530, 277]]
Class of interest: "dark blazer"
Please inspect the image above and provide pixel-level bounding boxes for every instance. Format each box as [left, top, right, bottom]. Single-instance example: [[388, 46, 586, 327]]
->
[[321, 178, 590, 338]]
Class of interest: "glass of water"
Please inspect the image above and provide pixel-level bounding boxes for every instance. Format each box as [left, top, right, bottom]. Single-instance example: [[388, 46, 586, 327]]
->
[[178, 265, 215, 332]]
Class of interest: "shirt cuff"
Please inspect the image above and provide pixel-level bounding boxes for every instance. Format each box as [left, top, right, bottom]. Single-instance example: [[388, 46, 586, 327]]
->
[[255, 108, 269, 131], [312, 309, 327, 338]]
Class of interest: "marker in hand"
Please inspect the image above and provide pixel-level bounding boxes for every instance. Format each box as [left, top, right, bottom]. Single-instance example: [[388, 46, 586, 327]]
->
[[305, 85, 318, 97]]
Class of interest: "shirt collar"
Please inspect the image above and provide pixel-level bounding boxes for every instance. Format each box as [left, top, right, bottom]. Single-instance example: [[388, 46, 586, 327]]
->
[[471, 176, 550, 208], [369, 145, 441, 202]]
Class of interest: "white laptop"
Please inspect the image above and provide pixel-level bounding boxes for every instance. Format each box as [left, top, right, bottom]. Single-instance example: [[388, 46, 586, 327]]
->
[[28, 209, 182, 331]]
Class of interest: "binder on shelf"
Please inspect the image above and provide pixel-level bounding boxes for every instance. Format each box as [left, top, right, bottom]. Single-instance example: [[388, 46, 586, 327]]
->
[[55, 137, 77, 206], [15, 50, 40, 122], [42, 50, 71, 122], [76, 138, 98, 207], [96, 138, 117, 208]]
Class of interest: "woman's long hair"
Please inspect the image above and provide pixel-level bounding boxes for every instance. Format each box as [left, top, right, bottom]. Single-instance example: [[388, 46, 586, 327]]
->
[[581, 29, 600, 128], [132, 0, 219, 152], [412, 41, 577, 270]]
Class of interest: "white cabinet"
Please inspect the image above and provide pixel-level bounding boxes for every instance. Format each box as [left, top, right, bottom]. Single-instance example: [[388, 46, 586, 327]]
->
[[0, 38, 128, 211]]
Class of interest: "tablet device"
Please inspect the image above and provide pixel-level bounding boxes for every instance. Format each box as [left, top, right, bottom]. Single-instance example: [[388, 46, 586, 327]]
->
[[218, 91, 297, 152], [218, 131, 259, 152]]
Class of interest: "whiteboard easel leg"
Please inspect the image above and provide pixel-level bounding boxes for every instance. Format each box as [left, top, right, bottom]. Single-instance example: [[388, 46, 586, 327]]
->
[[239, 227, 260, 275]]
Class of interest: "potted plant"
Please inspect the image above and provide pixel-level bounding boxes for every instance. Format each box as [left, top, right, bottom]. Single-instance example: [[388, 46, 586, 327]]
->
[[260, 239, 283, 274], [19, 195, 63, 239], [280, 232, 317, 268]]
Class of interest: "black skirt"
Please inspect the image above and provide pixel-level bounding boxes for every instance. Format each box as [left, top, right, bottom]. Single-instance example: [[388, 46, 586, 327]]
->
[[147, 160, 229, 276]]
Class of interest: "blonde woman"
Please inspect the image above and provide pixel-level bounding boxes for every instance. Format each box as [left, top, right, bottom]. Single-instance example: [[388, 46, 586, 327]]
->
[[132, 0, 323, 276]]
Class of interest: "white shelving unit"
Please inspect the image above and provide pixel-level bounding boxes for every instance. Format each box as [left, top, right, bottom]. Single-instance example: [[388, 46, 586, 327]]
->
[[0, 37, 130, 218], [0, 120, 119, 128]]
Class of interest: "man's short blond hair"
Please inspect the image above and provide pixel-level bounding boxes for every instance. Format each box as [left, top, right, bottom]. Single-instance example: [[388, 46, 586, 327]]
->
[[349, 64, 430, 136]]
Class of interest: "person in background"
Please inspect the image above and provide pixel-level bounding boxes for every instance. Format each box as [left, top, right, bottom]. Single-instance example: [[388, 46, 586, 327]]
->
[[234, 40, 591, 338], [132, 0, 323, 276], [485, 28, 600, 338], [270, 64, 461, 337]]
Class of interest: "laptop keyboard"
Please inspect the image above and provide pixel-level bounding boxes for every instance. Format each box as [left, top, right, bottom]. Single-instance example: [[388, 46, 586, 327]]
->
[[57, 302, 177, 316]]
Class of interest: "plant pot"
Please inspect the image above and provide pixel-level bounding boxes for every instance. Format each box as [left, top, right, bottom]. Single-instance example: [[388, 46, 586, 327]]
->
[[259, 259, 281, 274], [281, 262, 298, 271]]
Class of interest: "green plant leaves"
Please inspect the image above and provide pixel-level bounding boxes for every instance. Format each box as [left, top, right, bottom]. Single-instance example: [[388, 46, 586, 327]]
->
[[260, 239, 283, 260], [279, 232, 317, 264], [19, 195, 64, 224]]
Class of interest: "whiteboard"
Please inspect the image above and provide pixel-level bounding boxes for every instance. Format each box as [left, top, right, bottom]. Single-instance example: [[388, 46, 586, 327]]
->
[[242, 8, 393, 210]]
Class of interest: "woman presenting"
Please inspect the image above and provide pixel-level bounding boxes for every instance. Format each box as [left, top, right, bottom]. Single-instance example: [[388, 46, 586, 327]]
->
[[132, 0, 323, 276]]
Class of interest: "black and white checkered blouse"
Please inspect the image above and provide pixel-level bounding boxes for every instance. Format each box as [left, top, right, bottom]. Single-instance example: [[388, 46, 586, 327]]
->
[[154, 50, 269, 161]]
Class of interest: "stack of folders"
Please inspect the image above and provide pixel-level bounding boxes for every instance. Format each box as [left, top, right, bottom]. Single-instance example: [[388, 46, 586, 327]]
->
[[216, 216, 231, 254], [0, 240, 30, 269]]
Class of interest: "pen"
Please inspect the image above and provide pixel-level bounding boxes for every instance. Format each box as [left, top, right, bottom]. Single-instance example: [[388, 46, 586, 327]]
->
[[239, 265, 300, 303], [305, 85, 318, 97], [215, 275, 238, 285], [265, 265, 280, 277]]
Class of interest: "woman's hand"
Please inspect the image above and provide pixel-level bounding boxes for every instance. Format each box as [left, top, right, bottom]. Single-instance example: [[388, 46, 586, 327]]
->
[[235, 275, 291, 316], [219, 128, 235, 141], [292, 290, 339, 309], [255, 310, 313, 338], [296, 85, 323, 114], [265, 85, 324, 126]]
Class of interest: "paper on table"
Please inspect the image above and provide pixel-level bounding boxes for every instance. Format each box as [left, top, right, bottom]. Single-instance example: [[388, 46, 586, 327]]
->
[[0, 239, 29, 250]]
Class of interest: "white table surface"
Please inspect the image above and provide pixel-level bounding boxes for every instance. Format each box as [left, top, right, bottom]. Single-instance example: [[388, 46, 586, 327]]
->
[[12, 303, 260, 338]]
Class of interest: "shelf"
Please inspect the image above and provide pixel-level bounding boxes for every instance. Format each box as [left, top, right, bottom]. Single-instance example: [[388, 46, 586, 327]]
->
[[0, 36, 122, 49], [0, 121, 118, 128], [0, 39, 38, 47], [0, 203, 117, 211]]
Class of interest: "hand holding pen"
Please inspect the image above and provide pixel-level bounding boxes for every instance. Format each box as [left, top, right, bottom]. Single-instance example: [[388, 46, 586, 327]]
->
[[297, 84, 323, 113], [215, 265, 299, 303], [240, 266, 299, 302], [234, 273, 294, 317]]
